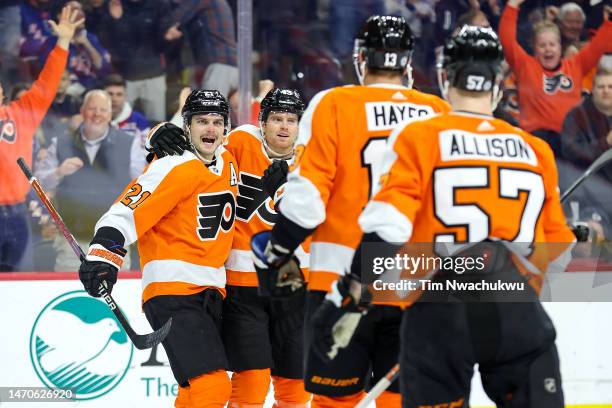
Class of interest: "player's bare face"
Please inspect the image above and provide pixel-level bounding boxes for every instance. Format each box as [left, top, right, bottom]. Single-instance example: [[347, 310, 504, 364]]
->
[[105, 85, 127, 119], [262, 112, 299, 155], [189, 113, 224, 160], [534, 31, 562, 70]]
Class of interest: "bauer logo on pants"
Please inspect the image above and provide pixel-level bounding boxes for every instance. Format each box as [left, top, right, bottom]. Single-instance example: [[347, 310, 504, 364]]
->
[[544, 378, 557, 393], [29, 291, 134, 400]]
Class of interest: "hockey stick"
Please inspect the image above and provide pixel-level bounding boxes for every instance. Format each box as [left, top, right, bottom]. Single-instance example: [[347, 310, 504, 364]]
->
[[17, 157, 171, 350], [560, 148, 612, 203], [355, 363, 400, 408]]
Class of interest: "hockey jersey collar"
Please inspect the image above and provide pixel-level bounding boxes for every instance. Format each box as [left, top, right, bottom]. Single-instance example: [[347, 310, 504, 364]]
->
[[366, 83, 410, 90], [452, 110, 495, 120]]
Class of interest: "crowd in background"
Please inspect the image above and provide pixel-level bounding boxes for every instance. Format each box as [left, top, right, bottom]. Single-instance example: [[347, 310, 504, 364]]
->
[[0, 0, 611, 272]]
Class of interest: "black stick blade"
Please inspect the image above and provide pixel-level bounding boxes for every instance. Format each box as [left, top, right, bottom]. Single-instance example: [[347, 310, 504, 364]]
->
[[132, 317, 172, 350]]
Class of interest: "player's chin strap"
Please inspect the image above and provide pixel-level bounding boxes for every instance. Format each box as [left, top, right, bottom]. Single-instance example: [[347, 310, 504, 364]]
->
[[491, 82, 503, 111], [259, 127, 295, 160], [263, 140, 294, 160]]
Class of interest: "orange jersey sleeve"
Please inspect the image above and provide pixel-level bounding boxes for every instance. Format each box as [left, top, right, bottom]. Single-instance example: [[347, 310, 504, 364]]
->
[[0, 46, 68, 205], [279, 84, 451, 292], [96, 149, 238, 303], [573, 19, 612, 75], [498, 4, 531, 75], [224, 125, 310, 287]]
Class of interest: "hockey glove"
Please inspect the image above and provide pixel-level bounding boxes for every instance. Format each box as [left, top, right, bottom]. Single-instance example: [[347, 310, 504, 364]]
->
[[146, 122, 189, 163], [311, 273, 370, 363], [262, 160, 289, 199], [251, 231, 304, 298], [79, 227, 127, 297]]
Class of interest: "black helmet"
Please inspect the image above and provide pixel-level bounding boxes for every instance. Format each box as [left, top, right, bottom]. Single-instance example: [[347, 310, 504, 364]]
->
[[259, 88, 305, 123], [182, 89, 230, 132], [353, 15, 414, 83], [438, 25, 504, 93]]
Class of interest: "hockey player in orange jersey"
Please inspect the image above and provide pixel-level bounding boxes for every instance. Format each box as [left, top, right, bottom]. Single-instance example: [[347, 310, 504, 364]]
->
[[148, 88, 311, 407], [78, 90, 238, 408], [249, 16, 451, 408], [311, 27, 577, 407], [221, 89, 311, 408]]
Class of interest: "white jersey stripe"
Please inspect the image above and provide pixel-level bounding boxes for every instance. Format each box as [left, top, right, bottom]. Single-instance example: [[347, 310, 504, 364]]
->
[[142, 259, 226, 290], [225, 247, 310, 272], [359, 200, 414, 243], [279, 167, 326, 229], [309, 242, 354, 275]]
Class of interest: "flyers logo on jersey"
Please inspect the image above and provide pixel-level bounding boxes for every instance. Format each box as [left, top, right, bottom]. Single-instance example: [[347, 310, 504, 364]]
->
[[197, 191, 236, 240], [0, 120, 16, 143], [235, 172, 277, 225], [543, 73, 573, 95]]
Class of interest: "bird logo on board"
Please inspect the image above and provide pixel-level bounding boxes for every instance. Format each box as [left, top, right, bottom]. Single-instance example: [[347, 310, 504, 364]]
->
[[29, 291, 134, 400]]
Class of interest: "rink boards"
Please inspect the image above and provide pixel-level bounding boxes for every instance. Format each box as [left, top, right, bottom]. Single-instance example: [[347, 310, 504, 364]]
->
[[0, 272, 610, 407]]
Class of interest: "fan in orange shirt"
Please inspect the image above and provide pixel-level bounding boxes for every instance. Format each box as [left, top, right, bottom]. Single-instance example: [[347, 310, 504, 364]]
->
[[499, 0, 612, 155], [314, 26, 576, 407], [78, 90, 238, 408], [251, 15, 450, 408], [0, 4, 82, 271]]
